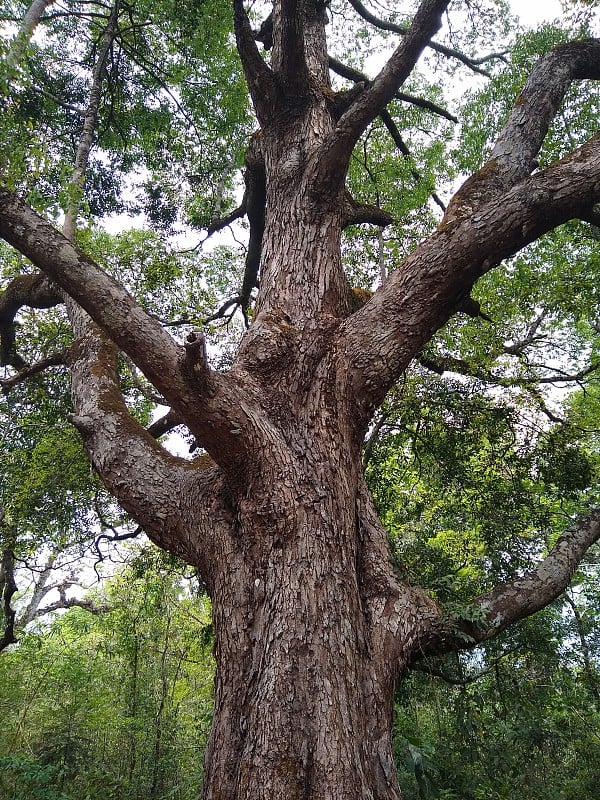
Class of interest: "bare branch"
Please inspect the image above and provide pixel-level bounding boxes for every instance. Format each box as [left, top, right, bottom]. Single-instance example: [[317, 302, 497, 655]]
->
[[318, 0, 449, 187], [233, 0, 277, 124], [345, 0, 506, 77]]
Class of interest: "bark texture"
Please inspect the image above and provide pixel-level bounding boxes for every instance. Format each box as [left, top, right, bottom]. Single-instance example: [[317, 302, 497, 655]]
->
[[1, 1, 600, 798]]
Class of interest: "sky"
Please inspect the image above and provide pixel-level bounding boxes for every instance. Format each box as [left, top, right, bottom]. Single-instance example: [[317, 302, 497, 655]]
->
[[511, 0, 564, 26]]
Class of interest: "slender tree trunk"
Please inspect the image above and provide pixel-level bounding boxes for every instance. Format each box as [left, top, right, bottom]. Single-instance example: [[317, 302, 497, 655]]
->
[[565, 592, 600, 712], [6, 0, 55, 69]]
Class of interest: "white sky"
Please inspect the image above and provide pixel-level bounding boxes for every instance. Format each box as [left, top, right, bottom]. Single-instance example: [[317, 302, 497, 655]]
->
[[511, 0, 564, 26]]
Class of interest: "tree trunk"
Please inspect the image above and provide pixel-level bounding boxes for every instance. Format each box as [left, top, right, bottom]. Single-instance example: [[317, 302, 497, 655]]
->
[[201, 457, 407, 800]]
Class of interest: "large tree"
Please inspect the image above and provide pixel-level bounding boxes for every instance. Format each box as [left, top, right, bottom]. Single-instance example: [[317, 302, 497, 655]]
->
[[1, 0, 600, 797]]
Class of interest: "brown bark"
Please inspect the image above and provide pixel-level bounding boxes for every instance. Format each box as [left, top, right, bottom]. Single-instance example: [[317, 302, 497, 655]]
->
[[1, 1, 600, 797]]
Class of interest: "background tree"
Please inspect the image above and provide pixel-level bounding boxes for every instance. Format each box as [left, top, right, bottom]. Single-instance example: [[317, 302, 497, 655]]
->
[[1, 1, 600, 798]]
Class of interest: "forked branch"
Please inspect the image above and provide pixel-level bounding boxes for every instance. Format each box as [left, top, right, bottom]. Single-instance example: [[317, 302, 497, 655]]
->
[[340, 133, 600, 423]]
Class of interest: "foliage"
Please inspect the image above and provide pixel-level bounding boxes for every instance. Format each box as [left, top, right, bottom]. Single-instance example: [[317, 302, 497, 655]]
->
[[0, 548, 214, 800]]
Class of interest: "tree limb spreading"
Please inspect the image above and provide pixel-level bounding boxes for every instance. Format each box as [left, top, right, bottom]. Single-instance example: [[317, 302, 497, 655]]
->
[[0, 272, 61, 369], [443, 39, 600, 226], [340, 129, 600, 422]]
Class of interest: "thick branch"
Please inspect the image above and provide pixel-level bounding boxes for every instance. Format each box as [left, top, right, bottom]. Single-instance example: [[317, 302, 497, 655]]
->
[[318, 0, 449, 187], [233, 0, 277, 124], [240, 135, 266, 313], [444, 39, 600, 225], [413, 508, 600, 661], [472, 510, 600, 639], [339, 133, 600, 424], [0, 547, 18, 652], [0, 187, 192, 404], [0, 272, 61, 367], [271, 0, 309, 98], [66, 303, 212, 565], [342, 192, 395, 228], [147, 408, 182, 439]]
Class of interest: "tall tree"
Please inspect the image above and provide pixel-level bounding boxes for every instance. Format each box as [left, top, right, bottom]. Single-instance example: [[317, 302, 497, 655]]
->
[[1, 1, 599, 797]]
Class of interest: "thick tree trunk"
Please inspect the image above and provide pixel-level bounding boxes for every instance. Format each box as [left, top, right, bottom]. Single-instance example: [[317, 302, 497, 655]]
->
[[201, 457, 405, 800]]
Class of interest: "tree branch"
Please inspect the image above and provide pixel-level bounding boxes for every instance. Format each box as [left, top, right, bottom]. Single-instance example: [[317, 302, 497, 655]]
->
[[412, 508, 600, 660], [66, 304, 213, 565], [232, 0, 277, 124], [318, 0, 449, 187], [339, 132, 600, 425], [0, 272, 61, 368], [0, 349, 68, 393], [443, 39, 600, 225], [63, 0, 121, 239], [0, 538, 18, 652], [379, 108, 446, 211], [345, 0, 502, 77], [6, 0, 55, 71], [328, 57, 458, 123], [471, 510, 600, 640], [271, 0, 309, 98], [0, 187, 198, 409]]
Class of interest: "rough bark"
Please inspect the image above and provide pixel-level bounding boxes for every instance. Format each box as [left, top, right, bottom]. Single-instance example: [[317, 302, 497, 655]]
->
[[1, 1, 600, 797]]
